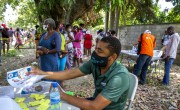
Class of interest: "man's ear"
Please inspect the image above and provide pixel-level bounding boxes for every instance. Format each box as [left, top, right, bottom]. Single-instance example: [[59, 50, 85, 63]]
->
[[113, 53, 117, 60], [109, 53, 117, 61]]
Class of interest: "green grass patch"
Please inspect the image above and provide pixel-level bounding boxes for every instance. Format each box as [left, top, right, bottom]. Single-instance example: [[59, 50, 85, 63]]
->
[[4, 49, 18, 57]]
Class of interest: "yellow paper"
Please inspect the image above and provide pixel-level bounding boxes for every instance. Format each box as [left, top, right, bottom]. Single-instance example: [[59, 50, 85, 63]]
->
[[30, 94, 39, 98], [34, 94, 45, 100], [36, 104, 49, 110], [18, 103, 27, 109], [29, 100, 40, 106], [30, 94, 46, 100], [14, 97, 25, 103]]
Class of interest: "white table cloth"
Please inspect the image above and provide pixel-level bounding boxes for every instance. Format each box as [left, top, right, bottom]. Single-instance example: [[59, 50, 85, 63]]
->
[[121, 50, 163, 73], [3, 81, 80, 110]]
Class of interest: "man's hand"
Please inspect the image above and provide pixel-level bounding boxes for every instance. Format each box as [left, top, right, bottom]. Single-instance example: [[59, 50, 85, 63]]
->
[[61, 93, 111, 110], [29, 67, 46, 75], [36, 50, 44, 56], [165, 56, 170, 62], [42, 47, 49, 54], [58, 85, 66, 99]]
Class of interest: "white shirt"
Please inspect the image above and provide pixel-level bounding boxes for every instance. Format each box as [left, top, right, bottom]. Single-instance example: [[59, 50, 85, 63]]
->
[[64, 32, 74, 49], [165, 33, 180, 59]]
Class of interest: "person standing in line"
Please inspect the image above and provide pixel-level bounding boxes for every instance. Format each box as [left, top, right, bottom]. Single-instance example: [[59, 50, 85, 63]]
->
[[2, 27, 10, 54], [110, 30, 117, 37], [64, 24, 74, 69], [34, 25, 41, 59], [162, 26, 180, 85], [14, 28, 22, 51], [84, 30, 93, 58], [55, 21, 68, 71], [8, 27, 14, 46], [79, 23, 86, 63], [133, 30, 156, 85], [72, 26, 83, 67], [37, 18, 61, 79], [55, 21, 68, 87]]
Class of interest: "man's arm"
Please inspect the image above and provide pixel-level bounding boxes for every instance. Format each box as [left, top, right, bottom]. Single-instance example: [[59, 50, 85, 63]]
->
[[30, 68, 85, 81], [169, 36, 178, 56], [161, 46, 166, 51], [66, 32, 74, 43], [61, 92, 111, 110], [153, 37, 156, 48]]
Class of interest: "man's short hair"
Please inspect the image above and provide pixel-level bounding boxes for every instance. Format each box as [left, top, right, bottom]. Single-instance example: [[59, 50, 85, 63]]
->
[[65, 24, 71, 30], [97, 29, 103, 34], [101, 37, 121, 58], [55, 21, 60, 30], [79, 23, 84, 27], [16, 28, 20, 32], [35, 25, 39, 29], [167, 26, 174, 32], [110, 30, 116, 35]]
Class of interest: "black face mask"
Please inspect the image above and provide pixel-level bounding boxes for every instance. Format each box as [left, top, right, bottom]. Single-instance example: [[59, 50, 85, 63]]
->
[[91, 51, 110, 67]]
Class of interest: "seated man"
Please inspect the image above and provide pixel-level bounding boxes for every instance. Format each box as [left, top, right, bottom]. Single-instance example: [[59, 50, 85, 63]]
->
[[30, 37, 130, 110]]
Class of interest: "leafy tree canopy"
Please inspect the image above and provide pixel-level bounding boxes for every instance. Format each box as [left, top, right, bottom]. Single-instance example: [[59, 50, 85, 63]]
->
[[0, 0, 180, 29]]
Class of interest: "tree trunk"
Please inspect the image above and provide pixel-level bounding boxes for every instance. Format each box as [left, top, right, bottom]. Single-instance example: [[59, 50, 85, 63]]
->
[[114, 6, 120, 34], [122, 5, 126, 26], [34, 0, 96, 25], [34, 0, 43, 25], [110, 5, 115, 30], [64, 6, 72, 24], [104, 0, 110, 33]]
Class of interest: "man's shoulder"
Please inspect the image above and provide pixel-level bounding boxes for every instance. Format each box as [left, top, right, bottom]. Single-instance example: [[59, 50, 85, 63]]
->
[[151, 34, 156, 39], [115, 63, 129, 74], [110, 63, 129, 80], [174, 33, 180, 39]]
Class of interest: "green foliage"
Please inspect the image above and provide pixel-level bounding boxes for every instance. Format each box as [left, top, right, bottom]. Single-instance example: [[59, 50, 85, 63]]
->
[[91, 25, 104, 31], [166, 9, 180, 23], [1, 0, 180, 28], [171, 0, 180, 6], [111, 0, 124, 10], [94, 0, 107, 11], [14, 0, 38, 28], [5, 49, 18, 57]]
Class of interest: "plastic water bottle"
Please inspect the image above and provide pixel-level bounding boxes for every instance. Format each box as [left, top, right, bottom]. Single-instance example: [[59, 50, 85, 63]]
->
[[50, 82, 60, 110]]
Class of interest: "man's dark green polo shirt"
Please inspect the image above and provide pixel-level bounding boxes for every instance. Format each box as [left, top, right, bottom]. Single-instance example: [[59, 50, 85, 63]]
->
[[79, 60, 130, 110]]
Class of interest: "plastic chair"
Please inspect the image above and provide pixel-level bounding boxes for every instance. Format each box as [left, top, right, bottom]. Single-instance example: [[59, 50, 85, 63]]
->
[[127, 73, 138, 110]]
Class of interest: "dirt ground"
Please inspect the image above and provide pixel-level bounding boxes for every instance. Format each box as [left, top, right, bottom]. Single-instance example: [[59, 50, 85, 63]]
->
[[0, 49, 180, 110]]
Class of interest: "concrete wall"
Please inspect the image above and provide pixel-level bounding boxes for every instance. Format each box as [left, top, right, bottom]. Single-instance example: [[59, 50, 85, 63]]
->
[[117, 24, 180, 65], [118, 23, 180, 54]]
